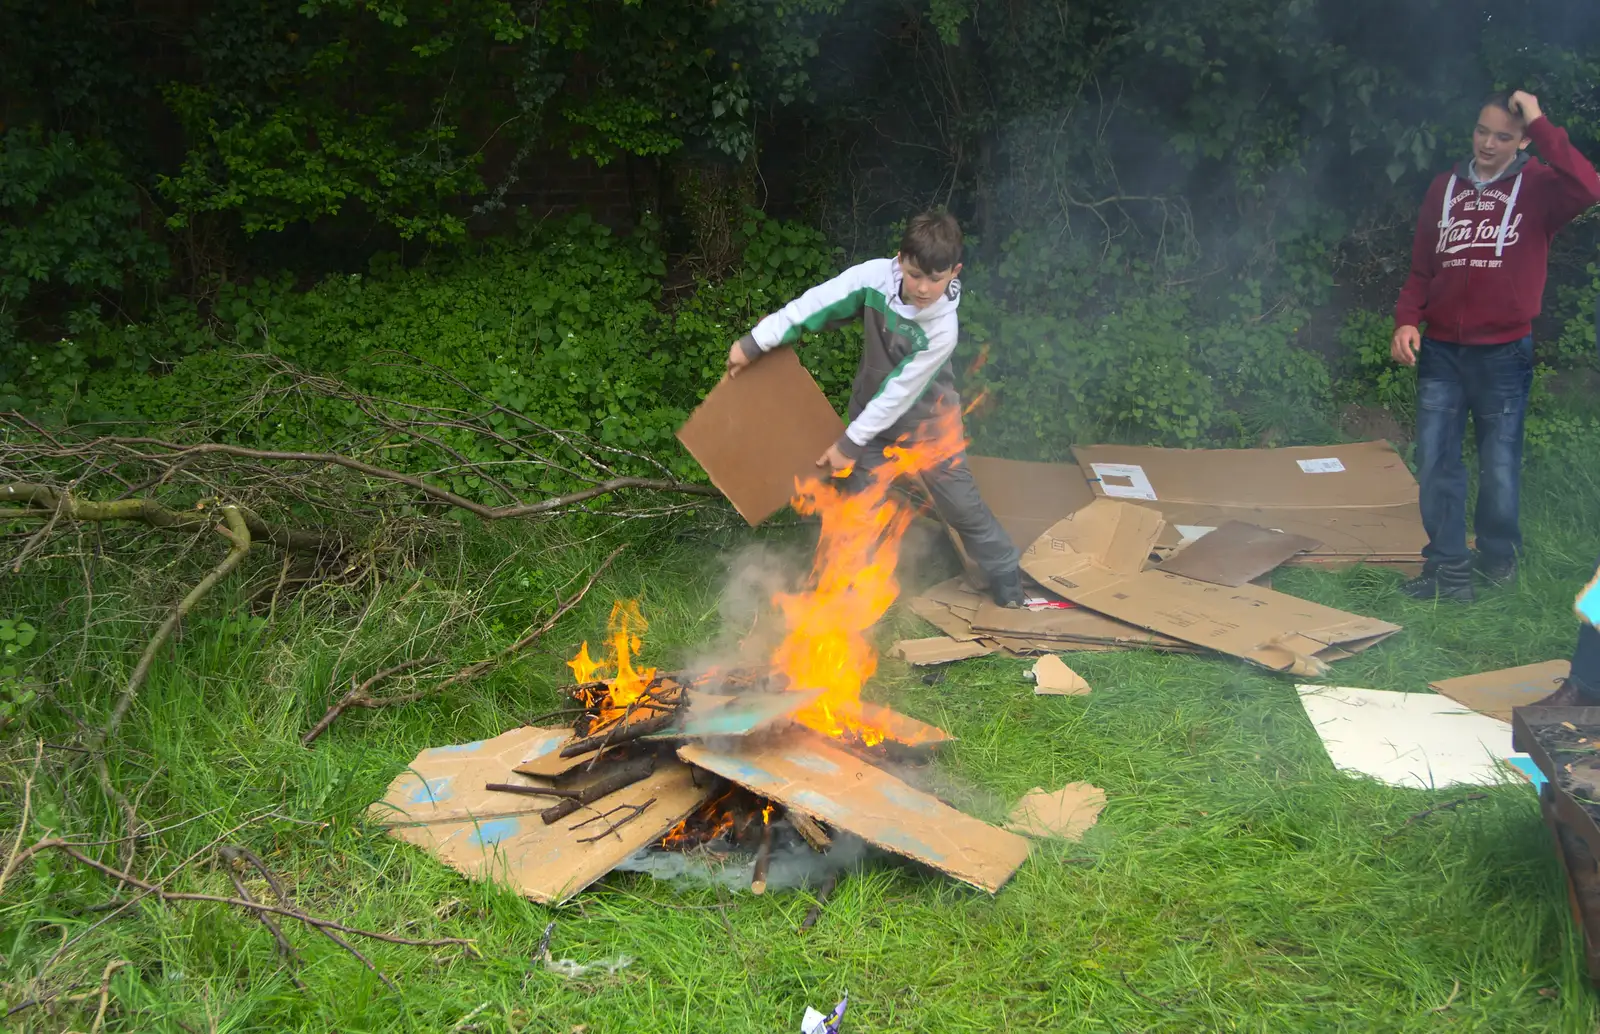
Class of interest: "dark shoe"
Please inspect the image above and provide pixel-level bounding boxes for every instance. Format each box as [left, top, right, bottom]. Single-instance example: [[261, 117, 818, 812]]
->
[[1474, 551, 1518, 586], [1401, 561, 1475, 602], [1533, 678, 1584, 707], [991, 570, 1025, 609]]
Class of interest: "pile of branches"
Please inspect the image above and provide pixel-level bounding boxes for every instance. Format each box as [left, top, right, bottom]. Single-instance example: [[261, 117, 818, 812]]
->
[[0, 354, 720, 742]]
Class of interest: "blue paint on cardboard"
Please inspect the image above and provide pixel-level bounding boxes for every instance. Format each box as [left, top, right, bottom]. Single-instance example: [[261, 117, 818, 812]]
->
[[876, 781, 940, 816], [522, 734, 565, 759], [470, 817, 521, 846], [426, 739, 487, 756], [1578, 577, 1600, 627], [407, 776, 453, 804], [695, 754, 779, 789], [1505, 754, 1548, 792], [873, 826, 944, 863], [784, 752, 840, 775], [792, 789, 846, 820]]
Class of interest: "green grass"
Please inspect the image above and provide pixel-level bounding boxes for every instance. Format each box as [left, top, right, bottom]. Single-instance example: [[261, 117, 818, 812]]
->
[[4, 438, 1600, 1033]]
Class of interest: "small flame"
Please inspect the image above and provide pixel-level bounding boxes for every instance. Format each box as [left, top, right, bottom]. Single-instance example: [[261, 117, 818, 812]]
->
[[761, 803, 774, 825], [962, 389, 988, 417], [567, 601, 661, 730], [964, 342, 990, 377], [772, 402, 969, 746]]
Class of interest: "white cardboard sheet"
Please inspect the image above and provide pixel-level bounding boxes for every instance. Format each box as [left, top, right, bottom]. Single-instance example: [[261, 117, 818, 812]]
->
[[1293, 685, 1518, 790]]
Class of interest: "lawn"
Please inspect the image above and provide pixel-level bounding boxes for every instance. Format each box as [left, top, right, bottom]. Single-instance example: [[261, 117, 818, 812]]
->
[[3, 435, 1599, 1033]]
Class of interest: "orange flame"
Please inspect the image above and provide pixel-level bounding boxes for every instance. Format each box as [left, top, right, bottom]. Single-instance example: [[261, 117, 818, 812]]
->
[[567, 600, 661, 730], [772, 403, 969, 746]]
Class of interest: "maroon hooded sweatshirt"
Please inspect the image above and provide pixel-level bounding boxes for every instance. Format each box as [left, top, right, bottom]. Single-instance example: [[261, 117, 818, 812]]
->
[[1394, 115, 1600, 345]]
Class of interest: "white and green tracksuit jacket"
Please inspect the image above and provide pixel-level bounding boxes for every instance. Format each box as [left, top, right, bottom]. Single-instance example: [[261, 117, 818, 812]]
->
[[736, 257, 962, 461]]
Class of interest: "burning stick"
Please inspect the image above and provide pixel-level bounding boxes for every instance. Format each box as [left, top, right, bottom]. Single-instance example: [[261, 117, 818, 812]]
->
[[540, 755, 657, 824], [798, 872, 839, 934], [558, 711, 677, 758], [789, 811, 832, 852], [750, 811, 775, 896]]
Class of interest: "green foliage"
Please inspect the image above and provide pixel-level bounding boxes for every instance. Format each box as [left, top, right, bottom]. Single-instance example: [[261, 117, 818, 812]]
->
[[959, 233, 1332, 454], [0, 127, 167, 360], [1337, 307, 1416, 424], [0, 617, 39, 731]]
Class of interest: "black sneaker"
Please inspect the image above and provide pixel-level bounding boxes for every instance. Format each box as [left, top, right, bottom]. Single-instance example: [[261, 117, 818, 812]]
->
[[1474, 551, 1518, 586], [990, 570, 1025, 609], [1401, 561, 1475, 602]]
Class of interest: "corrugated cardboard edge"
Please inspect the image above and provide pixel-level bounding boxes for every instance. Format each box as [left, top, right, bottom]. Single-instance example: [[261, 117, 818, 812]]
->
[[1429, 659, 1571, 722], [679, 732, 1029, 894]]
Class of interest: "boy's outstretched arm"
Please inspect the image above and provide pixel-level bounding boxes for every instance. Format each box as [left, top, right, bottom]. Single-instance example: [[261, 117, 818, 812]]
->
[[1516, 92, 1600, 225], [820, 320, 959, 471], [725, 262, 877, 377]]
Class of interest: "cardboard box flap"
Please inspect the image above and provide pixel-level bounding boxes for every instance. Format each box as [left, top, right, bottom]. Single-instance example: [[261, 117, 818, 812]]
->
[[1157, 521, 1321, 586], [1073, 440, 1418, 510], [384, 761, 712, 904], [967, 455, 1096, 550], [370, 726, 574, 827], [676, 347, 846, 526], [1430, 659, 1570, 722], [679, 731, 1030, 894], [1147, 504, 1425, 560], [1022, 500, 1402, 673]]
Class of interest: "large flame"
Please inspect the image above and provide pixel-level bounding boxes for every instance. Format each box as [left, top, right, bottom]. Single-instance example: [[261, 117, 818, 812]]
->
[[567, 600, 661, 730], [773, 403, 970, 745]]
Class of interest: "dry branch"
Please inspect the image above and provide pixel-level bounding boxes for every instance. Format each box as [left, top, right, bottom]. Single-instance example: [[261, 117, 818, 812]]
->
[[1, 839, 478, 968], [302, 544, 624, 745], [101, 505, 253, 742]]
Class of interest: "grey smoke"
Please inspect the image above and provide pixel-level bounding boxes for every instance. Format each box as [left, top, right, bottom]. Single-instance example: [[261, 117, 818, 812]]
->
[[611, 829, 871, 893]]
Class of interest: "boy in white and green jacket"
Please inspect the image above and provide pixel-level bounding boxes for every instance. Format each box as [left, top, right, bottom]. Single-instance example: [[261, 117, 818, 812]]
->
[[724, 212, 1025, 607]]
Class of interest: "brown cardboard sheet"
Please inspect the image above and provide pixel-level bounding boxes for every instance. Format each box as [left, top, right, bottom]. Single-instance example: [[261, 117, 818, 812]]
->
[[369, 728, 712, 904], [1031, 655, 1090, 695], [1156, 520, 1321, 587], [970, 600, 1197, 652], [679, 730, 1030, 893], [1021, 500, 1402, 675], [1005, 783, 1106, 839], [1071, 440, 1425, 563], [967, 455, 1096, 550], [676, 347, 846, 525], [1430, 659, 1571, 722], [893, 636, 996, 665]]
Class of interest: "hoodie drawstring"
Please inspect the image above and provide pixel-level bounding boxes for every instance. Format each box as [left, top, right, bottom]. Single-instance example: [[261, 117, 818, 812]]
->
[[1438, 171, 1524, 257]]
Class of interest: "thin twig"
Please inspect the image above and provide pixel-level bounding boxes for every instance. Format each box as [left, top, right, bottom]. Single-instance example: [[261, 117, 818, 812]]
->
[[1381, 794, 1490, 842], [0, 740, 43, 899], [88, 959, 131, 1034], [102, 505, 253, 742], [299, 656, 443, 746], [303, 545, 624, 744]]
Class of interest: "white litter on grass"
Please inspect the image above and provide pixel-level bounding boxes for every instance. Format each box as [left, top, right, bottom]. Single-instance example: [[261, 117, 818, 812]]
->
[[544, 955, 635, 979], [1293, 685, 1519, 790]]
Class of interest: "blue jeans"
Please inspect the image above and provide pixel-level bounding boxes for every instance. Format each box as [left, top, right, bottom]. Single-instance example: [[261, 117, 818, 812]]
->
[[1414, 336, 1534, 566]]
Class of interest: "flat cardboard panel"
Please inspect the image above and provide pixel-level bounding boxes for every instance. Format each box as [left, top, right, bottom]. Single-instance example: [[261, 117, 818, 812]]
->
[[679, 731, 1031, 894], [1295, 685, 1516, 789], [673, 688, 823, 738], [1073, 440, 1417, 509], [1430, 659, 1571, 722], [1031, 655, 1090, 695], [970, 600, 1194, 651], [1021, 500, 1401, 675], [1156, 520, 1321, 587], [385, 763, 711, 904], [1072, 441, 1426, 562], [966, 455, 1096, 550], [893, 636, 996, 665], [368, 726, 713, 904], [676, 347, 846, 526]]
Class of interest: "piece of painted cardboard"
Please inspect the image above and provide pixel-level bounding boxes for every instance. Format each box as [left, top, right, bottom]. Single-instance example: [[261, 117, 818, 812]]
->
[[1578, 568, 1600, 628], [1072, 440, 1425, 564], [512, 727, 605, 777], [672, 688, 824, 738], [1022, 500, 1401, 675], [1293, 684, 1515, 790], [1030, 655, 1090, 695], [1005, 783, 1106, 839], [675, 347, 846, 526], [892, 636, 995, 665], [679, 730, 1030, 894], [1429, 659, 1571, 723], [1155, 520, 1321, 587], [372, 729, 712, 903]]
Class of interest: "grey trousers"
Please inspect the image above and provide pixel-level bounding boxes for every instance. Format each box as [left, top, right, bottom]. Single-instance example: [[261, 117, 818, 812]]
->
[[846, 441, 1021, 581]]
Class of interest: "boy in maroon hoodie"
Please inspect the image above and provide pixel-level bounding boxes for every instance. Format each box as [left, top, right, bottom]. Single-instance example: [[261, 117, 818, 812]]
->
[[1392, 89, 1600, 601]]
